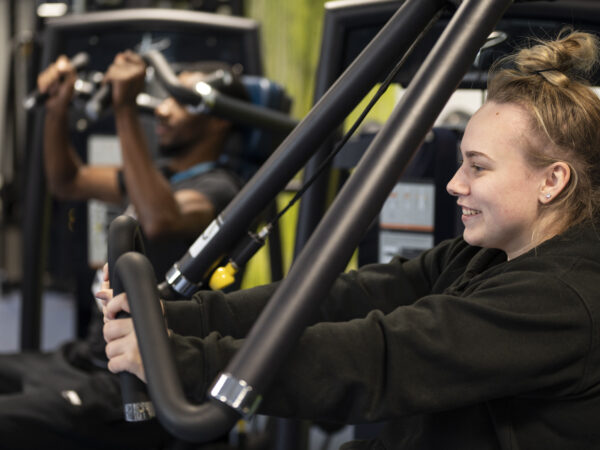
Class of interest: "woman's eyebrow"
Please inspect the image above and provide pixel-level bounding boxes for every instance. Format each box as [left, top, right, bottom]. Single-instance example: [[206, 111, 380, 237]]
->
[[461, 149, 494, 161]]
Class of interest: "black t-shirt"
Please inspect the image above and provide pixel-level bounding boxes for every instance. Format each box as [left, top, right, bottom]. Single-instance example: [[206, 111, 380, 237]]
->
[[147, 166, 241, 278]]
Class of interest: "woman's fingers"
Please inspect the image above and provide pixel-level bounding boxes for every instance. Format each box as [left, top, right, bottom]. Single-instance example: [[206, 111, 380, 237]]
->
[[104, 292, 131, 320], [103, 315, 133, 341], [95, 289, 113, 321], [107, 354, 146, 383], [106, 343, 146, 382], [95, 288, 112, 303], [104, 317, 146, 382], [101, 263, 110, 290]]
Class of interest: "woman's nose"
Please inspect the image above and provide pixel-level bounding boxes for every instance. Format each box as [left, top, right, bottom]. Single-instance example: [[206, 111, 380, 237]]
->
[[446, 168, 468, 197]]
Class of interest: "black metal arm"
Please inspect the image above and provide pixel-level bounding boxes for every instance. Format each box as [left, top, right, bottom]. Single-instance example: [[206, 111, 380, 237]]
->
[[159, 0, 449, 299], [84, 49, 298, 133], [226, 0, 513, 393], [141, 49, 298, 133]]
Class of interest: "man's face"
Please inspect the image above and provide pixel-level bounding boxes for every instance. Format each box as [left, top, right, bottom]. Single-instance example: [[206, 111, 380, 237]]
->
[[154, 71, 213, 156]]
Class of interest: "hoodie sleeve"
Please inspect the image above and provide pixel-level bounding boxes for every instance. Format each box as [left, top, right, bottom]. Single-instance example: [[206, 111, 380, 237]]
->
[[169, 264, 591, 424]]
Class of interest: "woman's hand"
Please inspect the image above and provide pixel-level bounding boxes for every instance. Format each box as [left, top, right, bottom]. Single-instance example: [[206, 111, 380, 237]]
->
[[102, 291, 147, 383], [95, 263, 113, 314]]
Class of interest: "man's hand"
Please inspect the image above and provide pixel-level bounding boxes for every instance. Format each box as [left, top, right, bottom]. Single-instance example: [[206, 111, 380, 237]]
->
[[37, 55, 76, 113], [104, 50, 146, 110]]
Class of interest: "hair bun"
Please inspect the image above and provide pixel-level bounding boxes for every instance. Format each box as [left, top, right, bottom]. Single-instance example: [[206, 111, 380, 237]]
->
[[487, 29, 600, 229], [515, 30, 599, 85]]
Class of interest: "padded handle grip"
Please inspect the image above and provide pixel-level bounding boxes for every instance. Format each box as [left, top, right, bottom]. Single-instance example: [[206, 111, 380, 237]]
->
[[107, 215, 155, 422]]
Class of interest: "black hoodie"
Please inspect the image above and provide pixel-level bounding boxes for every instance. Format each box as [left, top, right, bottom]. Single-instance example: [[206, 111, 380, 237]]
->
[[164, 220, 600, 449]]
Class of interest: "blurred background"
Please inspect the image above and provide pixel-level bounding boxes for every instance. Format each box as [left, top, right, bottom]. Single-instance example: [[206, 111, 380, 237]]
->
[[0, 0, 337, 297]]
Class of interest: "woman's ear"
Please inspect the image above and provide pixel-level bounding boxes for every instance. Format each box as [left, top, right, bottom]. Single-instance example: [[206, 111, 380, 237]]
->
[[540, 161, 570, 204]]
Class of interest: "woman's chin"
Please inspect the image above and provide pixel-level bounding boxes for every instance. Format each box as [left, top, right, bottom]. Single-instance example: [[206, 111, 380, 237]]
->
[[462, 231, 484, 248]]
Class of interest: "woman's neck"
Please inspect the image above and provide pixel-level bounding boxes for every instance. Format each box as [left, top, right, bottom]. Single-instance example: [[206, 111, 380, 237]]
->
[[506, 212, 568, 260]]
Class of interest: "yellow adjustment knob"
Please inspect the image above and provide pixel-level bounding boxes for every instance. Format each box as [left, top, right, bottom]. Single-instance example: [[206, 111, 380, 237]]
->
[[209, 262, 238, 291]]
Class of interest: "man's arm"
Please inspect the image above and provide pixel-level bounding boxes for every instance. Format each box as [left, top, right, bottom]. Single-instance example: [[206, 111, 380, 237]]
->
[[40, 55, 122, 204], [105, 51, 215, 239]]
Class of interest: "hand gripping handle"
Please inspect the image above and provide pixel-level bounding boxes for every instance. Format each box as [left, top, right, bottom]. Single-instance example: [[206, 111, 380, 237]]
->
[[107, 215, 155, 422], [23, 52, 90, 110]]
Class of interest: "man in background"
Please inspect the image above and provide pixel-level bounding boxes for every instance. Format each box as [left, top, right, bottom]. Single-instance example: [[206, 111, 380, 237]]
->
[[0, 50, 248, 449]]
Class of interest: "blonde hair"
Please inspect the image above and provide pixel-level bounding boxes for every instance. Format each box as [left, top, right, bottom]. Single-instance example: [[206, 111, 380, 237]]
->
[[487, 29, 600, 229]]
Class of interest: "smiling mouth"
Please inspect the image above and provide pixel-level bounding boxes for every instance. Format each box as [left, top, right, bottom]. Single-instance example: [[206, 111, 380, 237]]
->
[[462, 207, 481, 216]]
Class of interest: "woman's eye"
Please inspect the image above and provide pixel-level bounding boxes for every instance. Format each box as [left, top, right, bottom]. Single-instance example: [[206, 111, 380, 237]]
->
[[457, 159, 484, 172]]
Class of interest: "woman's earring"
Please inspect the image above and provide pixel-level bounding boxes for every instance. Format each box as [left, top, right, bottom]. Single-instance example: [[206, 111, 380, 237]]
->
[[545, 193, 552, 199]]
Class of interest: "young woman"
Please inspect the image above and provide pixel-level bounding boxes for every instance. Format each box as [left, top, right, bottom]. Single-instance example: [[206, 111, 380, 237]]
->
[[102, 30, 600, 449]]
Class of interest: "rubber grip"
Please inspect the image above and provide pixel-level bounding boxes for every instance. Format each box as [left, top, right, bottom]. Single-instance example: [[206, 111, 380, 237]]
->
[[107, 215, 155, 422]]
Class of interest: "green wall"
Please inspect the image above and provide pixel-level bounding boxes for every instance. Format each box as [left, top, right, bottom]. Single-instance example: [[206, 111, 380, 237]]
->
[[240, 1, 329, 287], [245, 0, 330, 119]]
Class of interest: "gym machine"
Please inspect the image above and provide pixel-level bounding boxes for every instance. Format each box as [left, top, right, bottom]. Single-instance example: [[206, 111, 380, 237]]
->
[[113, 0, 515, 442]]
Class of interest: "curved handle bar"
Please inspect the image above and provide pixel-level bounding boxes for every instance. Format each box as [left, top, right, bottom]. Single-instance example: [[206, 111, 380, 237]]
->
[[140, 50, 202, 106], [114, 252, 240, 441], [141, 49, 297, 134], [107, 215, 155, 422]]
